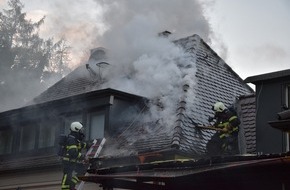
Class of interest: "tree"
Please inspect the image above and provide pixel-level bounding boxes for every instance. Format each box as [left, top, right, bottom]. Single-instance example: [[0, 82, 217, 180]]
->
[[0, 0, 71, 111]]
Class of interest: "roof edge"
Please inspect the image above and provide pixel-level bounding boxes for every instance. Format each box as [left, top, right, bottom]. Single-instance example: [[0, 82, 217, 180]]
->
[[244, 69, 290, 84], [199, 37, 254, 93]]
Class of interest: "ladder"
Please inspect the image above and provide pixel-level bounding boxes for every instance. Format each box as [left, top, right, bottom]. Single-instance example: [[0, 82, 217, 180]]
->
[[77, 138, 106, 190]]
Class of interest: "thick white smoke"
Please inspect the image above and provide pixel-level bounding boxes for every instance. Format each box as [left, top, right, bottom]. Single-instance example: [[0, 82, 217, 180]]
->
[[2, 0, 213, 120], [95, 2, 203, 127], [22, 0, 213, 67], [31, 0, 211, 126], [0, 0, 216, 155]]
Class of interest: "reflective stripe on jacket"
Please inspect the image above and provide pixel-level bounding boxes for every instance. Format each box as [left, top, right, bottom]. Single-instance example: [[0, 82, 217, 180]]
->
[[215, 109, 240, 139], [62, 134, 85, 162]]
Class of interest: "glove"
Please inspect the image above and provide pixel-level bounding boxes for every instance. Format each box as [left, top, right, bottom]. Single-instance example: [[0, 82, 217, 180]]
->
[[221, 127, 229, 132]]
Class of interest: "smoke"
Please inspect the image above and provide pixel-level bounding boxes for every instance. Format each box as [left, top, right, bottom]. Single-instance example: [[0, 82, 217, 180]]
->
[[1, 0, 215, 122], [0, 0, 5, 7], [0, 0, 221, 157], [35, 0, 211, 130], [22, 0, 213, 67], [97, 0, 211, 40], [18, 0, 108, 68], [92, 1, 206, 129]]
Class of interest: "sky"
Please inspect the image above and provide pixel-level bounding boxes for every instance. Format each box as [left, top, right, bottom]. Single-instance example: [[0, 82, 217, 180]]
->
[[206, 0, 290, 79], [1, 0, 290, 111], [1, 0, 289, 80]]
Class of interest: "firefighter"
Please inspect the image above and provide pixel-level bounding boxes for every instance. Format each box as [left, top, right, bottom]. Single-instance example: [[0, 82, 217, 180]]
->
[[206, 102, 240, 156], [61, 121, 88, 190]]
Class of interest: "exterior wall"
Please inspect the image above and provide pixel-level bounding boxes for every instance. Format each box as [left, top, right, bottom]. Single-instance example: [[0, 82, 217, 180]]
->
[[0, 168, 102, 190], [255, 78, 289, 154], [0, 168, 62, 190]]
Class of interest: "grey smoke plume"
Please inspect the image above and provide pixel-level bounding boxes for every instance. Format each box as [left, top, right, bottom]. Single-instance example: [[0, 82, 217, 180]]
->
[[33, 0, 213, 127], [97, 0, 211, 41], [27, 1, 213, 120], [24, 0, 213, 67], [94, 0, 208, 127], [1, 0, 216, 117]]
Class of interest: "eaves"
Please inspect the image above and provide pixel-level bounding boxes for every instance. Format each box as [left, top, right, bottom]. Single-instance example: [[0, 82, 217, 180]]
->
[[0, 88, 147, 127], [244, 69, 290, 84]]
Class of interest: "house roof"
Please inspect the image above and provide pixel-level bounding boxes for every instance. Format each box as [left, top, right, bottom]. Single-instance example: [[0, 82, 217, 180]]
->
[[29, 66, 102, 105], [97, 34, 254, 159], [162, 34, 253, 154], [244, 69, 290, 84], [26, 34, 254, 161]]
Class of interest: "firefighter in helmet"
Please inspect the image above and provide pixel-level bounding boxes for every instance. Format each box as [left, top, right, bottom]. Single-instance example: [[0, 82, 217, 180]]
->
[[61, 121, 88, 190], [206, 102, 240, 156]]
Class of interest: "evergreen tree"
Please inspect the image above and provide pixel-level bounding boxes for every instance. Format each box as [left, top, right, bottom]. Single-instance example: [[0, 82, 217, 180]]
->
[[0, 0, 71, 111]]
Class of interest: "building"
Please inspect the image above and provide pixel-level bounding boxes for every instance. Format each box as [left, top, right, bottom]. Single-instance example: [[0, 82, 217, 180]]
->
[[0, 34, 254, 189], [245, 69, 290, 154]]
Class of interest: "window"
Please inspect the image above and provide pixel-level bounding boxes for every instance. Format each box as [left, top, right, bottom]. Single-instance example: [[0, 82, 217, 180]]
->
[[88, 112, 105, 140], [0, 129, 13, 155], [38, 122, 57, 148], [19, 125, 36, 152]]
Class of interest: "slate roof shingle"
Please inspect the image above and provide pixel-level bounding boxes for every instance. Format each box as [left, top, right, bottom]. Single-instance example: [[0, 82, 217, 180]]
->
[[30, 66, 102, 105]]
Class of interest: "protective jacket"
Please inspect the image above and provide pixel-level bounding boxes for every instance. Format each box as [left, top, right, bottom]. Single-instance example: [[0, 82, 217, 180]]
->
[[63, 132, 87, 163], [61, 131, 87, 190], [213, 108, 240, 138], [206, 108, 240, 156]]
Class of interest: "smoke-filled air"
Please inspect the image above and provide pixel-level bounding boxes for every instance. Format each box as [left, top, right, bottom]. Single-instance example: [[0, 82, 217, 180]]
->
[[0, 0, 216, 118], [91, 0, 212, 126]]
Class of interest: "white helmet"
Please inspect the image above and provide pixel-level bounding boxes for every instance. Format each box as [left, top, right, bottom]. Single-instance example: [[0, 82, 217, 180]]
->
[[213, 102, 226, 112], [70, 121, 84, 132]]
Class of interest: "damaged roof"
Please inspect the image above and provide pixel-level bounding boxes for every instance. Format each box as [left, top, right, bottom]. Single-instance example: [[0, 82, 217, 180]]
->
[[116, 35, 253, 157], [30, 34, 254, 160]]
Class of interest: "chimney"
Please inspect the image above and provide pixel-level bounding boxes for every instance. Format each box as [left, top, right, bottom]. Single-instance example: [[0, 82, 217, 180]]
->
[[158, 30, 172, 38], [89, 47, 107, 62], [86, 47, 110, 80]]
